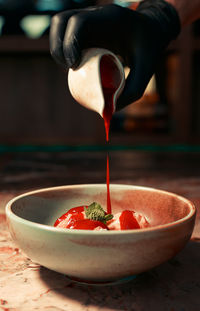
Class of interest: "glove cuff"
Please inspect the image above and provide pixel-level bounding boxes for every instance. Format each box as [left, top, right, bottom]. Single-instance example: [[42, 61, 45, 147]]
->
[[137, 0, 181, 43]]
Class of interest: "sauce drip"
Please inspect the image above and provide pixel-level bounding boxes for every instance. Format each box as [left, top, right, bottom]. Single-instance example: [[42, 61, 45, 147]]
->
[[100, 55, 120, 214]]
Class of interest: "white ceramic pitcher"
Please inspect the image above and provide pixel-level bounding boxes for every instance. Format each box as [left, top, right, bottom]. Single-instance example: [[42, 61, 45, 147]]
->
[[68, 48, 125, 117]]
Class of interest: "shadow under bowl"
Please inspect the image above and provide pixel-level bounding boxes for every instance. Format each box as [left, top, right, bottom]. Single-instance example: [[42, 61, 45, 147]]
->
[[6, 184, 196, 283]]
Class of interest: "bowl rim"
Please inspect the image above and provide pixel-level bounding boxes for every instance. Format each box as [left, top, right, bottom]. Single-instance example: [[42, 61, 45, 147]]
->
[[6, 183, 196, 235]]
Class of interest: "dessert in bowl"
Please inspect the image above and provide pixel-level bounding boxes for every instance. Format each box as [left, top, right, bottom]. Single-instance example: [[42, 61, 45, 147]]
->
[[6, 184, 196, 283]]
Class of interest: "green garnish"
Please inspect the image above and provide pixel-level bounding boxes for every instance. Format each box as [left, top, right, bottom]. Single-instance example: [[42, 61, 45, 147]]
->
[[84, 202, 113, 224]]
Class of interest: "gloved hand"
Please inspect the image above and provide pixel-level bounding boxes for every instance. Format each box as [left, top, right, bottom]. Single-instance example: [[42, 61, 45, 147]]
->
[[50, 0, 180, 110]]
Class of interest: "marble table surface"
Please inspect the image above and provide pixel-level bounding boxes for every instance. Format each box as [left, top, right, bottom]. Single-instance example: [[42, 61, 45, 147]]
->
[[0, 149, 200, 311]]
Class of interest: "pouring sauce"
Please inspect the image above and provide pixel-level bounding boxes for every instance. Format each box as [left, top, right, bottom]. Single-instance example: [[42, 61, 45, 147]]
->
[[100, 54, 120, 214], [54, 54, 149, 230]]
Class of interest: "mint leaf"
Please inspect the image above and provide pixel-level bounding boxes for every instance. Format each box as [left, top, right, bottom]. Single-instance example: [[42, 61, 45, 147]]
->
[[105, 214, 113, 222], [84, 202, 113, 224], [84, 202, 105, 221]]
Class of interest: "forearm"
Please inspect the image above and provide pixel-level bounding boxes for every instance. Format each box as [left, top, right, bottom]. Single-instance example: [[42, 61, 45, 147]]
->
[[166, 0, 200, 26]]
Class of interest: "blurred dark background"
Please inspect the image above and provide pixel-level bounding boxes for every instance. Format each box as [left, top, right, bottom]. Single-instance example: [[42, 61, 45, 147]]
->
[[0, 0, 199, 146]]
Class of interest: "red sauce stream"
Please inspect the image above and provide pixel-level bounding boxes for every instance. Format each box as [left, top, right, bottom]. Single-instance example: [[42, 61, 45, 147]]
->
[[103, 88, 114, 142], [106, 154, 111, 214], [100, 55, 119, 214], [102, 86, 114, 215]]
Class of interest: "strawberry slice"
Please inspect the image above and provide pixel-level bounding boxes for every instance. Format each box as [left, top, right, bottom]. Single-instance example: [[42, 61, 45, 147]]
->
[[119, 210, 140, 230], [54, 206, 85, 227]]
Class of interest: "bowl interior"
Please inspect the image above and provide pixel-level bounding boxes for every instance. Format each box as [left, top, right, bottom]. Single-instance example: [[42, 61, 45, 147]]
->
[[9, 184, 194, 228]]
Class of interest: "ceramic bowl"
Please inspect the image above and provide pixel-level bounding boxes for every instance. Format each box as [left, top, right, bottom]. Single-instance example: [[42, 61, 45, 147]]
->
[[68, 48, 125, 117], [6, 184, 196, 283]]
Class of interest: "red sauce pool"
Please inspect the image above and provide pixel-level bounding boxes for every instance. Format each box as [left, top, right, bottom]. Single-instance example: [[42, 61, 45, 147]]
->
[[54, 206, 141, 230], [69, 219, 108, 230], [54, 206, 108, 230]]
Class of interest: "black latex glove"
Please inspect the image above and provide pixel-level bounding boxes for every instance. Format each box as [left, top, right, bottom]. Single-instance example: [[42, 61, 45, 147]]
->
[[50, 0, 180, 110]]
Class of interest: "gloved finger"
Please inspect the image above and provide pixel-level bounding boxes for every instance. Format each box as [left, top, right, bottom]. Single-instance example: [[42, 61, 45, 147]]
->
[[62, 7, 110, 69], [62, 4, 127, 69], [50, 9, 82, 67], [116, 50, 158, 110], [62, 10, 93, 69]]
